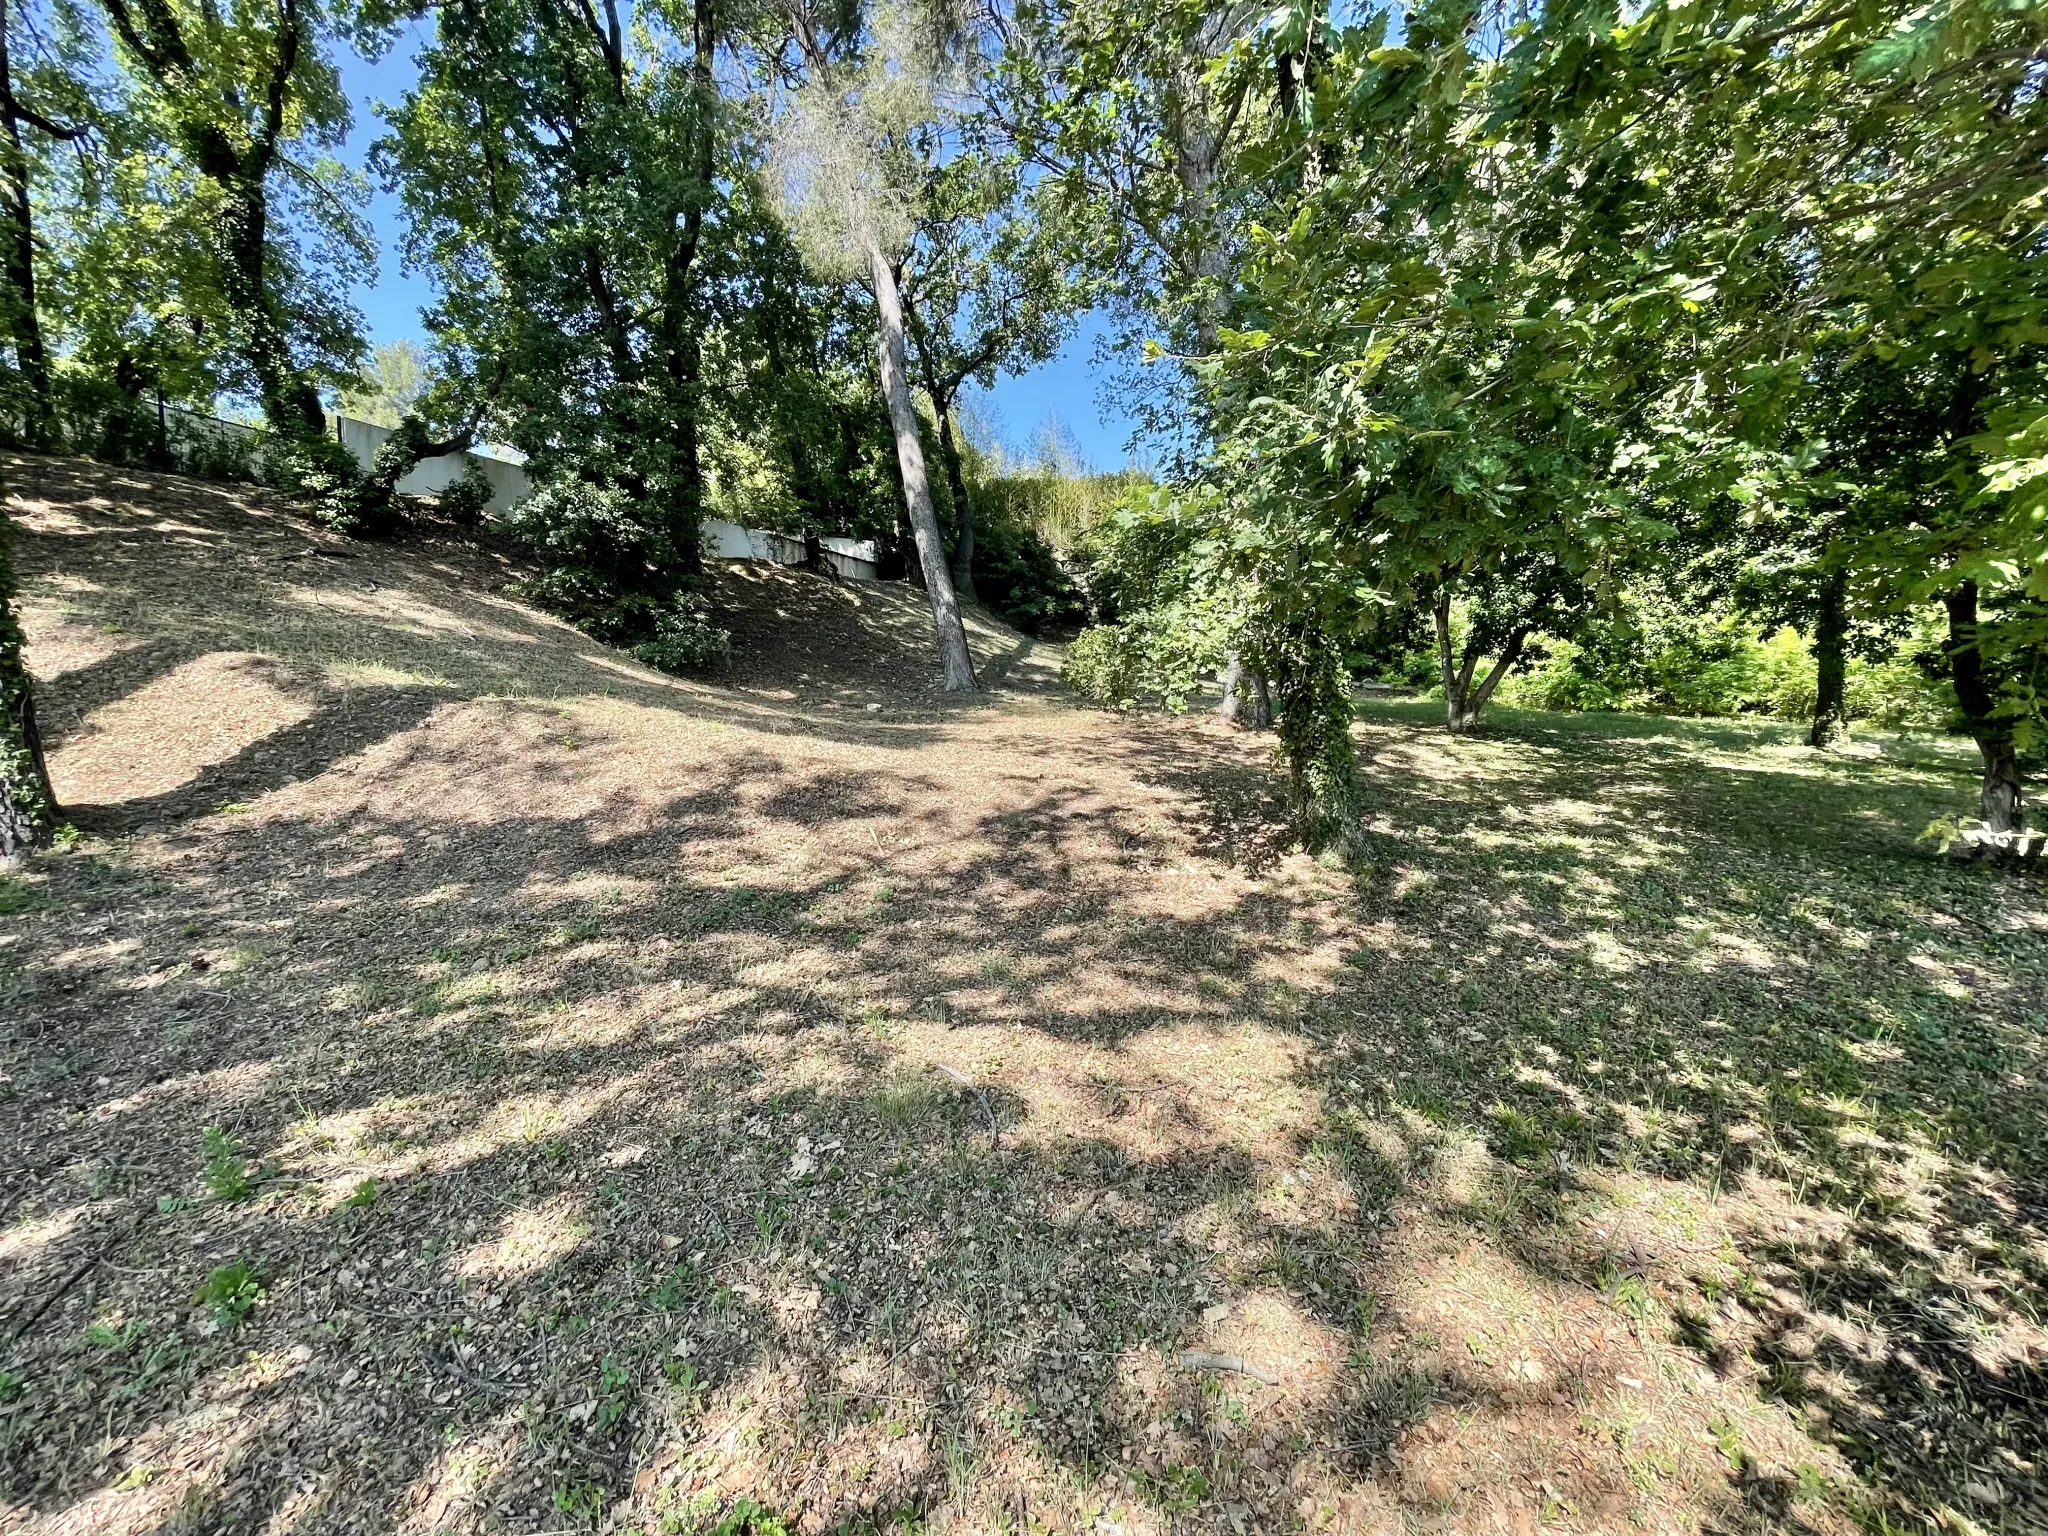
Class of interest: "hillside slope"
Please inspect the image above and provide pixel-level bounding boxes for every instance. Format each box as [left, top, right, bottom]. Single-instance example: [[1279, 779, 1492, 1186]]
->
[[2, 455, 2040, 1536]]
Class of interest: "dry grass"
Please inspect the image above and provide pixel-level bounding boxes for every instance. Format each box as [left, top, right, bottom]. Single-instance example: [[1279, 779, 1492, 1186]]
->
[[0, 454, 2042, 1536]]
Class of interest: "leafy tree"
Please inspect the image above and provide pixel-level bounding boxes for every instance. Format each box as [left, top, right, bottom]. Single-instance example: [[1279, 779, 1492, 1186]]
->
[[376, 0, 722, 622], [769, 0, 982, 690], [1480, 0, 2048, 829], [95, 0, 371, 434], [901, 151, 1074, 598], [0, 0, 89, 446], [336, 337, 426, 425]]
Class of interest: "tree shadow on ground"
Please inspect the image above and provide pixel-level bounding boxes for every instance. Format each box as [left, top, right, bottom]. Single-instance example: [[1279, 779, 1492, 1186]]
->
[[2, 458, 2043, 1536]]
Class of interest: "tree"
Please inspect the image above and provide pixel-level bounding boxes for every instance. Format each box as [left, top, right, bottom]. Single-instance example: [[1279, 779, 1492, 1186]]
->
[[769, 0, 979, 689], [901, 152, 1073, 598], [1481, 0, 2048, 830], [96, 0, 370, 435], [377, 0, 723, 592], [0, 494, 55, 860], [993, 0, 1284, 723], [0, 0, 87, 447], [336, 338, 427, 425]]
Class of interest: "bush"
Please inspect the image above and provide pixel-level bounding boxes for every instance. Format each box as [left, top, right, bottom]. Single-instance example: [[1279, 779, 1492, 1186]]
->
[[1063, 603, 1227, 710], [631, 598, 731, 673], [969, 510, 1089, 634], [268, 430, 387, 536], [438, 461, 494, 526], [510, 475, 680, 641], [509, 472, 725, 671]]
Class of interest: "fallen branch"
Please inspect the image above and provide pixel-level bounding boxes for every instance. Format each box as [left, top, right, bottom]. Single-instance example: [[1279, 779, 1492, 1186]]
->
[[421, 1347, 517, 1397], [1179, 1351, 1279, 1385]]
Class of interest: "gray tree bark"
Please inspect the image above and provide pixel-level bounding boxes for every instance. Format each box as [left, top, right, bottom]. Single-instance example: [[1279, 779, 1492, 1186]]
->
[[1217, 652, 1271, 728], [868, 247, 977, 691]]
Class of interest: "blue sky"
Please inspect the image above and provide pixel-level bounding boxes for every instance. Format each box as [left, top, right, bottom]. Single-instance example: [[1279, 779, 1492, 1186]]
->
[[334, 45, 1141, 471]]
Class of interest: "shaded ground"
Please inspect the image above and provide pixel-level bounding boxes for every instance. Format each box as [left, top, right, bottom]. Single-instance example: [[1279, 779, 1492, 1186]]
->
[[1, 455, 2043, 1536]]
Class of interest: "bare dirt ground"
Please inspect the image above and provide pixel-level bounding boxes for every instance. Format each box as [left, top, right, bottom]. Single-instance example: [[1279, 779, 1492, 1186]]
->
[[2, 454, 2044, 1536]]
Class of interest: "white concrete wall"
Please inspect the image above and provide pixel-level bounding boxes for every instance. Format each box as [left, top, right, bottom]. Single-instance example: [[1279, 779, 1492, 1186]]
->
[[193, 410, 882, 580], [335, 415, 530, 515]]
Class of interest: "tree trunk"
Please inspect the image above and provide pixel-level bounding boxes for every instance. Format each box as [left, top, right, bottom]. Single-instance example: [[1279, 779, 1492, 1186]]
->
[[1218, 651, 1272, 728], [867, 247, 977, 691], [1434, 595, 1521, 734], [1944, 581, 2024, 832], [0, 0, 54, 449], [935, 399, 976, 600], [1808, 570, 1850, 749], [0, 505, 56, 861], [1434, 595, 1478, 733]]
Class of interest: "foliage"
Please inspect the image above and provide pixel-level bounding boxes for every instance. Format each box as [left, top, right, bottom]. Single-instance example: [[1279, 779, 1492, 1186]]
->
[[194, 1259, 261, 1328], [337, 340, 428, 427], [510, 476, 690, 643], [509, 472, 727, 674], [199, 1124, 253, 1201], [90, 0, 372, 431], [0, 495, 58, 858], [437, 461, 494, 527], [267, 430, 383, 536], [630, 597, 731, 675], [956, 478, 1089, 634], [1062, 485, 1231, 708]]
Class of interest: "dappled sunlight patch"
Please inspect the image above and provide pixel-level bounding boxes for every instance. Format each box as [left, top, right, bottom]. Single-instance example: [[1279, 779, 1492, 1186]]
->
[[455, 1193, 592, 1280], [90, 1057, 282, 1124], [18, 601, 133, 684], [46, 650, 315, 805], [43, 1377, 288, 1536], [0, 1201, 96, 1271], [1373, 1210, 1858, 1536], [391, 1413, 524, 1534]]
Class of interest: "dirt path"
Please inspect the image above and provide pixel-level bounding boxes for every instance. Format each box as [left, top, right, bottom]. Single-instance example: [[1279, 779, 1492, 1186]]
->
[[2, 457, 2043, 1536]]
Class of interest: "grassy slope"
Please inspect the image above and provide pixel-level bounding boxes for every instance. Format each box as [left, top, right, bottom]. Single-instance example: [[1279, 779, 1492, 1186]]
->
[[1, 454, 2043, 1536]]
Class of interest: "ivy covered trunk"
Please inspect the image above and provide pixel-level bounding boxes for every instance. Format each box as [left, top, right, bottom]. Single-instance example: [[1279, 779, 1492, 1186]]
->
[[0, 505, 55, 860], [1808, 570, 1850, 749], [868, 246, 977, 691], [1944, 581, 2024, 833]]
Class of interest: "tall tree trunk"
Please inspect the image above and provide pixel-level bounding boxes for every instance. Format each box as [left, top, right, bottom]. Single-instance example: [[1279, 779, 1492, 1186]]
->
[[935, 399, 976, 600], [1944, 581, 2023, 832], [0, 0, 54, 448], [867, 246, 976, 691], [1808, 569, 1850, 750], [0, 504, 55, 861]]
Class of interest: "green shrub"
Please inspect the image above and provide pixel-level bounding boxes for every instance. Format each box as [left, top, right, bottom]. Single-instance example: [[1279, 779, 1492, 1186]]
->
[[510, 475, 681, 642], [438, 461, 495, 526], [510, 472, 726, 673], [269, 431, 387, 536], [1064, 605, 1225, 710], [631, 597, 731, 673]]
